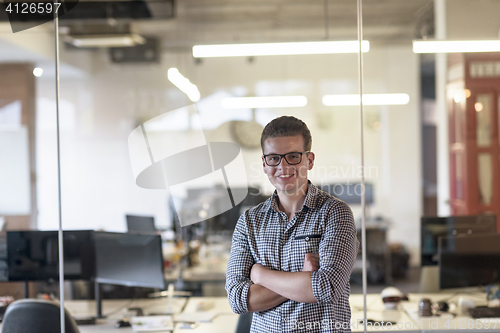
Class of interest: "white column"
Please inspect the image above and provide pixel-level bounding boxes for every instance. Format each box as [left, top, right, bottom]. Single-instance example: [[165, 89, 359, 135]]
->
[[435, 0, 450, 216]]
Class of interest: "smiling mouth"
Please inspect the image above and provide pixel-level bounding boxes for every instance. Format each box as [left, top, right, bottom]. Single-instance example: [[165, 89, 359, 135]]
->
[[278, 174, 294, 178]]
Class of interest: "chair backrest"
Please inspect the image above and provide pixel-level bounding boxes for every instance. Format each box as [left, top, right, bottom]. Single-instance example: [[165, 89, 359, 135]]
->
[[2, 299, 80, 333], [234, 312, 253, 333]]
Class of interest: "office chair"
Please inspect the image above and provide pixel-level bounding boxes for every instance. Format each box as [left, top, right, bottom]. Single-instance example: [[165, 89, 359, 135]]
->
[[2, 299, 80, 333], [234, 312, 253, 333]]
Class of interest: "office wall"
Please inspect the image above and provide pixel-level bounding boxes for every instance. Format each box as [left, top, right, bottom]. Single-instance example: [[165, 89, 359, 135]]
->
[[447, 0, 500, 39], [33, 44, 422, 265]]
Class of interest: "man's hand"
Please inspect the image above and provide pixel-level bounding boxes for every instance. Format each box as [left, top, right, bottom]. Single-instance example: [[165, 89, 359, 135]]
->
[[250, 263, 266, 284], [302, 253, 319, 272]]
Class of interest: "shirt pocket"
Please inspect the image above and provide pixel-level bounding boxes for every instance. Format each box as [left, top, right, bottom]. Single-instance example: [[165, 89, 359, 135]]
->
[[294, 233, 322, 251], [290, 234, 322, 271]]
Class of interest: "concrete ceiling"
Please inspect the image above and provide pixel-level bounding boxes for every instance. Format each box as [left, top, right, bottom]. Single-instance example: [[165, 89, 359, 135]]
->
[[131, 0, 434, 49]]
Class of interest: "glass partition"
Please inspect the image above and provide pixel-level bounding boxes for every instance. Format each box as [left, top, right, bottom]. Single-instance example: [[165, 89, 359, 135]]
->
[[2, 0, 500, 325], [0, 22, 57, 297]]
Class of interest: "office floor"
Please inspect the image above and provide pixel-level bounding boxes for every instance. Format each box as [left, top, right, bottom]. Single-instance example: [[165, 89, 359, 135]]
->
[[350, 266, 421, 295]]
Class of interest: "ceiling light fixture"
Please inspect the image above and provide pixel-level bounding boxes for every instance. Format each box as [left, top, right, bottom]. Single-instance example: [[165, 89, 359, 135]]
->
[[66, 34, 145, 48], [322, 93, 410, 106], [193, 40, 369, 58], [168, 68, 201, 102], [413, 40, 500, 53], [221, 96, 307, 109], [33, 68, 43, 77]]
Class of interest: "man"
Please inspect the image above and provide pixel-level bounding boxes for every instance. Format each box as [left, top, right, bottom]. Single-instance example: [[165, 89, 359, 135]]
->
[[226, 116, 359, 332]]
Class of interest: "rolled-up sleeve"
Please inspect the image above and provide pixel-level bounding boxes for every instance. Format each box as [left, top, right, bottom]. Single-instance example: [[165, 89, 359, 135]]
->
[[226, 213, 255, 314], [310, 201, 359, 304]]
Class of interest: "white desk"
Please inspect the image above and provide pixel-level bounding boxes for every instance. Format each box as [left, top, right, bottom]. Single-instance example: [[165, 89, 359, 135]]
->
[[350, 294, 418, 332], [65, 298, 188, 320], [350, 292, 500, 332], [76, 319, 129, 333], [173, 314, 239, 333], [3, 293, 498, 333], [172, 297, 238, 333], [400, 293, 500, 332], [0, 298, 188, 333], [73, 297, 237, 333]]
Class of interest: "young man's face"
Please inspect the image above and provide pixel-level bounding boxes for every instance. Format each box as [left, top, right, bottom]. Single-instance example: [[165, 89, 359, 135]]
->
[[262, 135, 315, 195]]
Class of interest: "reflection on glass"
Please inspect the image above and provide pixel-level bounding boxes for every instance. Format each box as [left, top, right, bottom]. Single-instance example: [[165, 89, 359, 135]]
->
[[454, 100, 464, 143], [0, 99, 30, 215], [478, 154, 493, 205], [455, 153, 463, 199], [498, 96, 500, 145], [476, 94, 491, 146], [0, 100, 22, 128]]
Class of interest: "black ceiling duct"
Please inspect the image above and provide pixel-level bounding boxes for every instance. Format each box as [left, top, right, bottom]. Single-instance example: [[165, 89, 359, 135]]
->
[[0, 0, 175, 22]]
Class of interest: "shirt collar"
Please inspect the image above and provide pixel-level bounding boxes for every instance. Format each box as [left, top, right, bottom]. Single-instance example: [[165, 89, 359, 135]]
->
[[264, 181, 318, 212]]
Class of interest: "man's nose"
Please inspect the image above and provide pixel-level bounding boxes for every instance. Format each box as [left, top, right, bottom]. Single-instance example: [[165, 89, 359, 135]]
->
[[278, 156, 291, 167]]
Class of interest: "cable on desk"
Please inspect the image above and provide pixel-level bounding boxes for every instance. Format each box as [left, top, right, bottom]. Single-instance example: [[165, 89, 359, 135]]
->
[[180, 296, 190, 313], [352, 297, 380, 312], [102, 298, 136, 318], [437, 290, 485, 303]]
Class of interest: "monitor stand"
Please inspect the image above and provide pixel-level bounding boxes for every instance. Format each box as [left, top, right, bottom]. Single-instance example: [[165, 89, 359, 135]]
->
[[95, 281, 103, 318], [23, 281, 29, 298], [419, 266, 440, 293]]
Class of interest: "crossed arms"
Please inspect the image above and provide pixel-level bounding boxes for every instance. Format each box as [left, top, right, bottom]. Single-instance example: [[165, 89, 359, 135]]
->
[[225, 202, 358, 315], [247, 253, 319, 312]]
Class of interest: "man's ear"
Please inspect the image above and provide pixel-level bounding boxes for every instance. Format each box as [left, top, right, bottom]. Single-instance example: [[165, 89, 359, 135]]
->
[[262, 156, 267, 173], [307, 152, 315, 170]]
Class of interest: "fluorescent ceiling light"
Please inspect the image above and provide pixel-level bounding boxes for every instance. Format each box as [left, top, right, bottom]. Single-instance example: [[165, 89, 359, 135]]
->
[[168, 68, 201, 102], [193, 41, 369, 58], [413, 40, 500, 53], [66, 34, 145, 48], [322, 93, 410, 106], [221, 96, 307, 109]]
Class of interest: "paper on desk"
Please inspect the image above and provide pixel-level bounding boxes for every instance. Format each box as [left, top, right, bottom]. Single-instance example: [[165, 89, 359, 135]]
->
[[174, 311, 217, 323], [131, 315, 174, 332], [406, 309, 454, 322]]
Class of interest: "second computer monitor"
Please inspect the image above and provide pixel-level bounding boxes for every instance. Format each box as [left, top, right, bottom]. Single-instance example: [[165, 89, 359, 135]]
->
[[94, 232, 165, 289], [421, 215, 497, 266], [126, 215, 156, 233], [439, 233, 500, 289], [7, 230, 95, 281]]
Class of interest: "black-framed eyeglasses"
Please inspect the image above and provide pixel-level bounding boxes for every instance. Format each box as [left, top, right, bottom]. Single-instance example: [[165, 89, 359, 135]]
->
[[263, 151, 310, 166]]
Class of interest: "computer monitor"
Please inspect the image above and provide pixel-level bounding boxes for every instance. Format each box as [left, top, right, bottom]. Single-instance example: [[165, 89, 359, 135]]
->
[[439, 233, 500, 289], [420, 215, 497, 266], [320, 183, 374, 205], [7, 230, 95, 281], [126, 215, 156, 233], [210, 186, 267, 233], [94, 232, 165, 289], [180, 186, 266, 237]]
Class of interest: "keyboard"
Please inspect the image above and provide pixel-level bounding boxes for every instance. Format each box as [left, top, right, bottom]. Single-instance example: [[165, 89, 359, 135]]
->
[[469, 306, 500, 318]]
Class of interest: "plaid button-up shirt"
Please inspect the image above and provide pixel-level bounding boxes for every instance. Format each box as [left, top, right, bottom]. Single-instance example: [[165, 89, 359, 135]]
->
[[226, 182, 359, 332]]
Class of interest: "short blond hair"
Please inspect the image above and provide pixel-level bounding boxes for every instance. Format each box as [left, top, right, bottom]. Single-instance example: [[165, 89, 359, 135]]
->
[[260, 116, 312, 152]]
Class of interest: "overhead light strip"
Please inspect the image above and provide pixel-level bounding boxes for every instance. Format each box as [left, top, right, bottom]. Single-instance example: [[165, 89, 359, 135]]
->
[[323, 93, 410, 106], [413, 40, 500, 53], [168, 68, 201, 102], [193, 40, 370, 58], [221, 96, 307, 109], [67, 34, 145, 48]]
